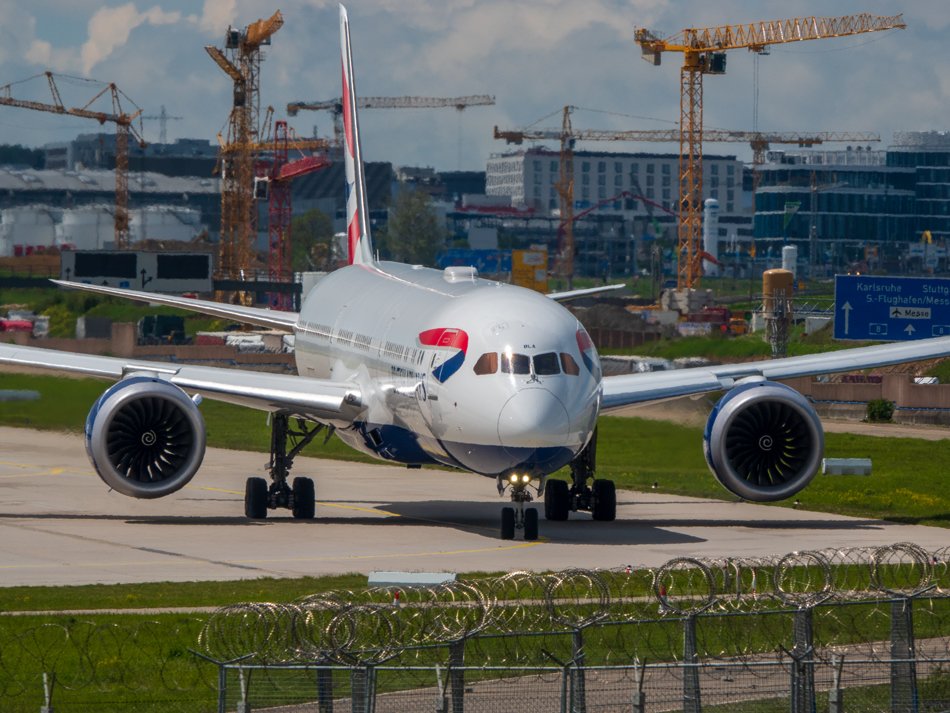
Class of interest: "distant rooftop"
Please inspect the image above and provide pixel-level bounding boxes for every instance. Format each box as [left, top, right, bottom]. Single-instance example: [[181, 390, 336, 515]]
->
[[891, 131, 950, 150], [0, 167, 220, 194]]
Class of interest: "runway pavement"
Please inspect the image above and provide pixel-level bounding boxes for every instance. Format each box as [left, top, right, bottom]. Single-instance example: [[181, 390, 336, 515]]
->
[[0, 425, 947, 587]]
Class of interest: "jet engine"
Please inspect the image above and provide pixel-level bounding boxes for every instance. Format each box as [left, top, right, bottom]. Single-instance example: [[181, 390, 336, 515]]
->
[[703, 379, 823, 502], [85, 376, 206, 499]]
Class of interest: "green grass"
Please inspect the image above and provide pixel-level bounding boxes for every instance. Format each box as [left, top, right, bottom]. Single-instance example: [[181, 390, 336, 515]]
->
[[3, 373, 950, 528]]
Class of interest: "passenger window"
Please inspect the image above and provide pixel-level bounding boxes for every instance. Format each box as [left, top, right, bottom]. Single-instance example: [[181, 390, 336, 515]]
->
[[533, 352, 561, 376], [560, 353, 580, 376], [501, 352, 531, 374], [473, 352, 498, 375]]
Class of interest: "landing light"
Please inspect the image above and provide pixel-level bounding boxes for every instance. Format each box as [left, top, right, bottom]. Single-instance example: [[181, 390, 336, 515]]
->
[[521, 474, 531, 484], [509, 474, 519, 484]]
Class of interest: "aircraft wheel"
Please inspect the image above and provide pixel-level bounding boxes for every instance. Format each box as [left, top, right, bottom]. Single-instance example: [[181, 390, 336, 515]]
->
[[591, 479, 616, 521], [524, 508, 539, 541], [544, 479, 570, 521], [500, 507, 516, 540], [245, 477, 268, 519], [292, 477, 315, 520]]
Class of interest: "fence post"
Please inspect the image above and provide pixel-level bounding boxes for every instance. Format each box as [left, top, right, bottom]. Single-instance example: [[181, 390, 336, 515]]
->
[[571, 628, 587, 713], [316, 665, 334, 713], [449, 637, 466, 713], [349, 665, 377, 713], [790, 608, 816, 713], [236, 668, 251, 713], [890, 598, 919, 713], [828, 655, 844, 713], [683, 616, 701, 713], [632, 658, 647, 713], [40, 672, 54, 713], [217, 662, 228, 713]]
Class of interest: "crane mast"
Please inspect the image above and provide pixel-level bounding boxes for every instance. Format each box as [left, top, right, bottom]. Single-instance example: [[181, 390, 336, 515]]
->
[[205, 10, 283, 289], [634, 13, 906, 290]]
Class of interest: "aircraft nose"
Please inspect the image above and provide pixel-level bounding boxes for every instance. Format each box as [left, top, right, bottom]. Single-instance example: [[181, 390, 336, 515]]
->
[[497, 388, 570, 450]]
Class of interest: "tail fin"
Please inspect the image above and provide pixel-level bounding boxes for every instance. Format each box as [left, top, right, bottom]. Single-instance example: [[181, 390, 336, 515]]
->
[[340, 4, 375, 266]]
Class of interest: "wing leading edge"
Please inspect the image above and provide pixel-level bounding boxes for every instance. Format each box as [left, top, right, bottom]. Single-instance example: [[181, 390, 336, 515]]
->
[[50, 280, 298, 332], [0, 342, 362, 421], [601, 335, 950, 410]]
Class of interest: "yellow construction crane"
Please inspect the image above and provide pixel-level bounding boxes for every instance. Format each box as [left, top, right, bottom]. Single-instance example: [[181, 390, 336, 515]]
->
[[287, 95, 495, 157], [205, 10, 283, 287], [634, 13, 906, 290], [494, 104, 880, 288], [0, 71, 145, 249]]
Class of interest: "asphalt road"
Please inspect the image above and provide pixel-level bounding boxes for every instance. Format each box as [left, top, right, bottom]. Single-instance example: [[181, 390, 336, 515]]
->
[[1, 426, 947, 587]]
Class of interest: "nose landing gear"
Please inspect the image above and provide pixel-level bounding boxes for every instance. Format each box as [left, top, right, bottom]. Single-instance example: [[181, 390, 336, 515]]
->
[[497, 474, 540, 541]]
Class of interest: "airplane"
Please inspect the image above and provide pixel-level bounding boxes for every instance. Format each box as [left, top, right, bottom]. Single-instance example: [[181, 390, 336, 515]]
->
[[4, 5, 950, 541]]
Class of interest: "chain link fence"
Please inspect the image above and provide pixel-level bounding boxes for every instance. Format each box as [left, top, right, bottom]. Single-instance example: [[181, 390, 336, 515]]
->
[[0, 543, 947, 712]]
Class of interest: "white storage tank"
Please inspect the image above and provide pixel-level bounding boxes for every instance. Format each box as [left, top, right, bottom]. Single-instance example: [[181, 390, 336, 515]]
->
[[702, 198, 720, 277], [56, 205, 114, 251], [781, 244, 798, 279], [0, 206, 58, 256], [130, 206, 202, 243]]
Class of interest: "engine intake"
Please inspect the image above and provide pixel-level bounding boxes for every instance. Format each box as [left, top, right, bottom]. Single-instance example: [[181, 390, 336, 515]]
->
[[85, 376, 206, 499], [703, 379, 823, 502]]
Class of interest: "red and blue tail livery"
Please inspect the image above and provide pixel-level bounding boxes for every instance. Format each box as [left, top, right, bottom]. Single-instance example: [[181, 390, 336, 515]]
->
[[419, 328, 469, 382], [340, 4, 374, 266]]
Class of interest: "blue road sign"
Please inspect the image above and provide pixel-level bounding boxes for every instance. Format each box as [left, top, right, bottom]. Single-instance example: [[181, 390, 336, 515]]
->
[[834, 275, 950, 341]]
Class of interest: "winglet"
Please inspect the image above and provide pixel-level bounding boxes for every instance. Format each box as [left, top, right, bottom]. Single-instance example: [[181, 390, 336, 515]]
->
[[340, 4, 375, 266]]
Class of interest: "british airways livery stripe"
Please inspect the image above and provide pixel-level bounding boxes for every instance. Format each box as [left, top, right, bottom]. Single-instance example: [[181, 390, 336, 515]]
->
[[419, 328, 469, 383]]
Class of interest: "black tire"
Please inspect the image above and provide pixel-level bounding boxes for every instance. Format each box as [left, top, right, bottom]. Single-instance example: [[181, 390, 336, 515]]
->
[[544, 479, 570, 521], [245, 477, 268, 519], [591, 479, 616, 521], [524, 508, 539, 541], [500, 507, 516, 540], [292, 477, 315, 520]]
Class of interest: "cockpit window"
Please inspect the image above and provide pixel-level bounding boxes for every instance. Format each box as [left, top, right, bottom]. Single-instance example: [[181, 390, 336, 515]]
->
[[560, 353, 580, 375], [501, 352, 531, 375], [473, 352, 498, 375], [533, 352, 561, 376]]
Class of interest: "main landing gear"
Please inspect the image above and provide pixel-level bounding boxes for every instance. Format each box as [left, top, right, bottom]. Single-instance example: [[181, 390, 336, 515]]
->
[[544, 429, 616, 523], [244, 413, 326, 520], [497, 473, 540, 541]]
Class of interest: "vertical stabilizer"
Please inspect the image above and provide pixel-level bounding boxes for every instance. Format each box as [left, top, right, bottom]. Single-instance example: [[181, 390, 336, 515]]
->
[[340, 5, 375, 265]]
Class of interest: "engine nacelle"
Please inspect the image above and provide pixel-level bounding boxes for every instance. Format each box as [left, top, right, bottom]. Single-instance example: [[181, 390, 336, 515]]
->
[[703, 379, 824, 502], [85, 376, 206, 499]]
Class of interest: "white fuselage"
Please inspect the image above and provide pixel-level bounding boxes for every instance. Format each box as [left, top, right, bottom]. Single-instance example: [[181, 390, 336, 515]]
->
[[292, 262, 602, 477]]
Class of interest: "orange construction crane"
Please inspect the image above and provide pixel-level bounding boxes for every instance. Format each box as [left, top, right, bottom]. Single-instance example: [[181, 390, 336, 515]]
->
[[0, 71, 145, 249], [634, 13, 906, 289], [494, 105, 880, 288], [205, 10, 283, 289], [256, 120, 331, 310], [287, 95, 495, 155]]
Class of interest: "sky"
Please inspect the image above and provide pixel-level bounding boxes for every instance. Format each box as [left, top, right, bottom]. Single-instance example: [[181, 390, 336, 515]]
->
[[0, 0, 946, 173]]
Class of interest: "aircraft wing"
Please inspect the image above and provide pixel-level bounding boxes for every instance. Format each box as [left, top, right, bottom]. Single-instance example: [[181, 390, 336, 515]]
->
[[601, 336, 950, 411], [0, 342, 362, 421], [546, 284, 626, 301], [50, 280, 298, 332]]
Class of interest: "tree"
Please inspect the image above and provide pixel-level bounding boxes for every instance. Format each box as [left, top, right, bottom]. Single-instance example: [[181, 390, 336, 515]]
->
[[378, 188, 445, 266], [289, 209, 336, 272]]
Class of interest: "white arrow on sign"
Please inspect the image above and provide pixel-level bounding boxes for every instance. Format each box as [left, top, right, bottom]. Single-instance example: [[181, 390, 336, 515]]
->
[[841, 301, 852, 335], [905, 324, 916, 336]]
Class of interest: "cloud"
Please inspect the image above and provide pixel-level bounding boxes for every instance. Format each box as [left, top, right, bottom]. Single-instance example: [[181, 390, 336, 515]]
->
[[81, 3, 181, 74], [192, 0, 237, 36]]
